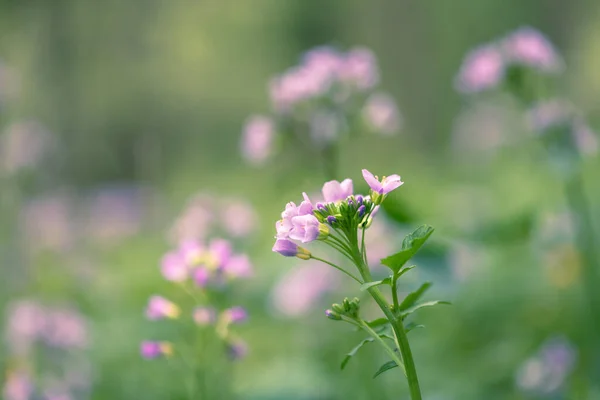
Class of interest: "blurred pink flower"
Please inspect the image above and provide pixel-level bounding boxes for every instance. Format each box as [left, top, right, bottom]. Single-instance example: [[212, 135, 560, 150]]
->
[[226, 339, 248, 360], [526, 99, 572, 133], [160, 250, 188, 282], [223, 254, 253, 279], [363, 92, 402, 135], [193, 307, 217, 325], [168, 194, 215, 244], [145, 296, 180, 320], [140, 341, 172, 359], [2, 371, 32, 400], [271, 262, 339, 317], [43, 308, 88, 349], [241, 115, 275, 165], [455, 44, 505, 93], [20, 192, 74, 254], [338, 47, 379, 89], [0, 121, 51, 175], [572, 119, 598, 156], [82, 184, 152, 244], [503, 27, 563, 72], [5, 300, 45, 353], [220, 200, 258, 238]]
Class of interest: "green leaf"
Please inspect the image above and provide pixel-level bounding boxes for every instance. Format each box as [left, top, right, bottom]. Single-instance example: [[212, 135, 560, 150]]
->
[[399, 282, 432, 311], [381, 225, 435, 273], [341, 338, 374, 370], [360, 277, 392, 291], [405, 322, 425, 333], [401, 300, 451, 319], [366, 318, 389, 329], [397, 265, 416, 278], [373, 360, 398, 378]]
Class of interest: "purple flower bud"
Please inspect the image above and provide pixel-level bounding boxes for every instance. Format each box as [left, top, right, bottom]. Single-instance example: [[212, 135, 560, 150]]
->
[[223, 306, 248, 324], [347, 198, 354, 206], [272, 239, 299, 257], [355, 195, 363, 205], [357, 205, 366, 217], [316, 202, 326, 211], [326, 215, 337, 225], [193, 307, 216, 326], [140, 341, 172, 359]]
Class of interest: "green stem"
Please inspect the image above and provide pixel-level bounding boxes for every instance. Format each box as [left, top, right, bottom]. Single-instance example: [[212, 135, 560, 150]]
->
[[353, 250, 422, 400], [358, 319, 406, 375], [311, 256, 363, 284], [391, 274, 400, 311]]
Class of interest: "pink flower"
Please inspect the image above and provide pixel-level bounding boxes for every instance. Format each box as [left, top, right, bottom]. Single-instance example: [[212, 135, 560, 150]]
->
[[140, 341, 172, 359], [222, 306, 248, 324], [322, 179, 353, 203], [241, 115, 275, 165], [2, 371, 32, 400], [276, 194, 313, 239], [145, 296, 180, 320], [160, 251, 188, 282], [178, 239, 203, 266], [456, 44, 505, 93], [208, 238, 233, 269], [503, 27, 563, 72], [193, 307, 217, 325], [363, 92, 402, 135], [289, 214, 320, 243], [362, 169, 403, 195], [338, 47, 379, 89], [220, 200, 258, 237], [193, 267, 210, 287], [223, 254, 253, 278]]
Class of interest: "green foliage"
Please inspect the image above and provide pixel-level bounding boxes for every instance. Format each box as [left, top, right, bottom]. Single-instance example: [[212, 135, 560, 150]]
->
[[340, 338, 374, 370], [373, 361, 399, 379], [398, 282, 432, 312], [401, 301, 451, 319], [381, 225, 435, 273], [360, 277, 392, 291]]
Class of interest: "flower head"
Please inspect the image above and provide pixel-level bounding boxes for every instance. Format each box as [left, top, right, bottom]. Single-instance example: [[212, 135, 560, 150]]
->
[[362, 169, 403, 198], [145, 296, 180, 320], [222, 306, 248, 324], [503, 27, 563, 72], [455, 44, 505, 93], [223, 254, 253, 279], [363, 92, 402, 135], [289, 214, 321, 243]]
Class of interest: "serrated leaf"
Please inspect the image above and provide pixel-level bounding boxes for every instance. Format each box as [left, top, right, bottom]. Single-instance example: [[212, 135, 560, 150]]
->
[[341, 338, 374, 370], [360, 277, 392, 291], [373, 360, 398, 378], [381, 225, 435, 273], [366, 318, 389, 329], [401, 300, 451, 319], [399, 282, 432, 311]]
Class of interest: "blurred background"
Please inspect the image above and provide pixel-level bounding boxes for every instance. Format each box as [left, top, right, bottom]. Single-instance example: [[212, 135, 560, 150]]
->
[[1, 0, 600, 399]]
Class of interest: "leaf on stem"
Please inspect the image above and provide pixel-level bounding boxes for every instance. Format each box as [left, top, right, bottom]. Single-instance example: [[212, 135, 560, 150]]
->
[[360, 277, 392, 291], [397, 265, 416, 278], [401, 300, 451, 319], [366, 318, 389, 328], [340, 337, 374, 370], [381, 225, 435, 273], [373, 360, 399, 378], [405, 322, 425, 333], [398, 282, 432, 311]]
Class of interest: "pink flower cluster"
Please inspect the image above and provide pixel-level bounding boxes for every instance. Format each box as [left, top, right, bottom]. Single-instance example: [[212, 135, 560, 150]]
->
[[456, 26, 563, 93], [169, 194, 258, 244], [270, 47, 379, 111], [241, 46, 401, 165], [3, 301, 91, 400]]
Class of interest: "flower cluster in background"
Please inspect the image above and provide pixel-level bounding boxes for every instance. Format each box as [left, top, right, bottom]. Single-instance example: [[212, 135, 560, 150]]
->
[[142, 195, 255, 363], [3, 300, 91, 400], [241, 46, 402, 165], [456, 26, 563, 94], [168, 193, 258, 244]]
